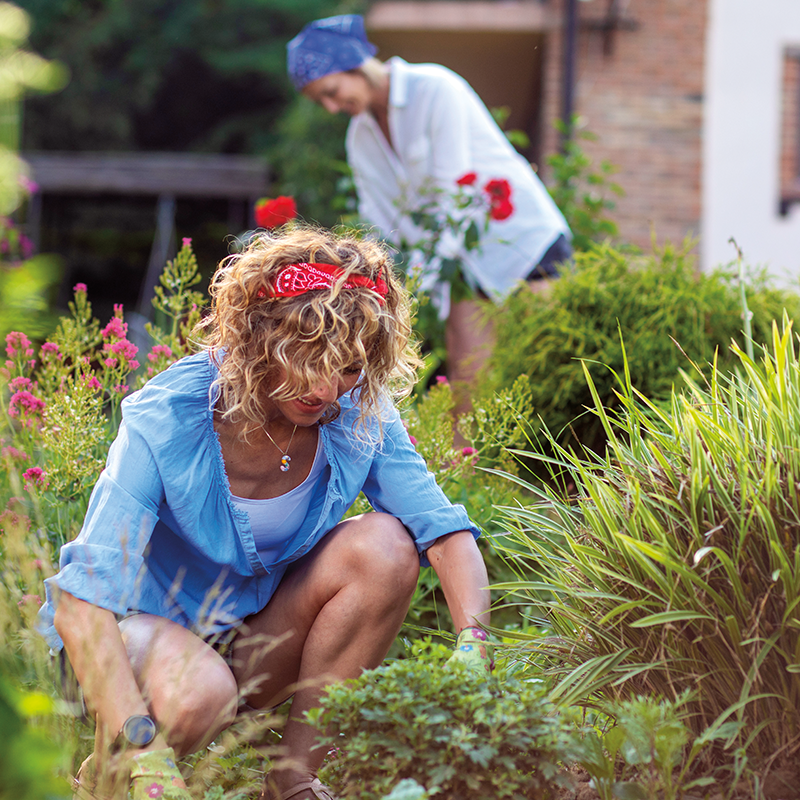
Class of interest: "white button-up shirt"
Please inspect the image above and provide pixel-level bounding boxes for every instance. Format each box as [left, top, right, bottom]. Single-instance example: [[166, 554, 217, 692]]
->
[[346, 57, 570, 307]]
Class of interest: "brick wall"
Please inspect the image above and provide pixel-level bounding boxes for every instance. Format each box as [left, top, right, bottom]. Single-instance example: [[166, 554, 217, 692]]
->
[[539, 0, 708, 251]]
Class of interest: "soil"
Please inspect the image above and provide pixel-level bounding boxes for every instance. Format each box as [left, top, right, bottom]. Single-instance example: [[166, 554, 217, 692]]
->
[[554, 765, 800, 800]]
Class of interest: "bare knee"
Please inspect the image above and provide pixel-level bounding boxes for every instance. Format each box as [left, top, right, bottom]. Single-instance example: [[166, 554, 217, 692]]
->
[[157, 658, 238, 755], [346, 513, 419, 597]]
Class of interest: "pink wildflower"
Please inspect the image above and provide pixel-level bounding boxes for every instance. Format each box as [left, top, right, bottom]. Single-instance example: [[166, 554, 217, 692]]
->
[[9, 376, 31, 391], [73, 282, 87, 294], [5, 331, 33, 358], [40, 341, 60, 355], [182, 237, 192, 248], [435, 376, 449, 385], [462, 447, 477, 456], [18, 594, 42, 608], [9, 390, 46, 420], [101, 316, 128, 340], [32, 558, 43, 570], [22, 466, 47, 489], [104, 358, 117, 368], [409, 434, 418, 446], [82, 374, 102, 391], [147, 345, 173, 363], [113, 384, 129, 395], [1, 446, 28, 462]]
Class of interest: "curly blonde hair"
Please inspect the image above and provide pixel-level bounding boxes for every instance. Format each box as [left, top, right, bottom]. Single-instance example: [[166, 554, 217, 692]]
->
[[194, 226, 421, 439]]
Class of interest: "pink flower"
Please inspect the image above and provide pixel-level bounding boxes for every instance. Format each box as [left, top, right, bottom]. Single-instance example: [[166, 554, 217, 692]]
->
[[462, 447, 477, 456], [83, 374, 102, 391], [113, 384, 129, 395], [108, 339, 139, 360], [456, 172, 478, 186], [73, 282, 87, 294], [182, 237, 192, 248], [147, 345, 172, 363], [145, 783, 164, 798], [18, 594, 42, 608], [101, 316, 128, 340], [435, 376, 449, 385], [104, 357, 117, 367], [9, 390, 46, 420], [40, 342, 60, 358], [5, 331, 33, 358], [32, 558, 43, 570], [1, 446, 28, 462], [22, 466, 47, 489], [409, 434, 418, 446], [9, 376, 31, 391]]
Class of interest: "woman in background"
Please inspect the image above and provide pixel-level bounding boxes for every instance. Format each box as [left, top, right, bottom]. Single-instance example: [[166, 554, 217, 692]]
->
[[287, 14, 571, 410]]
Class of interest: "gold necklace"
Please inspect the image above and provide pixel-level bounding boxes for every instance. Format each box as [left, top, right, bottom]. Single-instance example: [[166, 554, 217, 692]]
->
[[263, 424, 298, 472]]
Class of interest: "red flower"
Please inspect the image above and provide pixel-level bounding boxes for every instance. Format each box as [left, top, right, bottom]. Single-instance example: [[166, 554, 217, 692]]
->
[[255, 196, 297, 229], [456, 172, 477, 186], [483, 179, 514, 221], [483, 178, 511, 201], [489, 198, 514, 221]]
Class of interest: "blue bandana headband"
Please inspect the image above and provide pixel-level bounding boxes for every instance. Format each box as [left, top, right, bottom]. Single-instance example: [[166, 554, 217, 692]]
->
[[287, 14, 378, 91]]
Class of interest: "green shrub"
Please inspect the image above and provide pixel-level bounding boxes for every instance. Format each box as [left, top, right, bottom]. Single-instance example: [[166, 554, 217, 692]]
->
[[495, 317, 800, 768], [483, 239, 800, 455], [308, 644, 580, 800]]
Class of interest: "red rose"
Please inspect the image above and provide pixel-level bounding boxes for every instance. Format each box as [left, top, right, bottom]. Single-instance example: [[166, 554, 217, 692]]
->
[[483, 178, 511, 202], [489, 198, 514, 221], [255, 196, 297, 229], [456, 172, 478, 186]]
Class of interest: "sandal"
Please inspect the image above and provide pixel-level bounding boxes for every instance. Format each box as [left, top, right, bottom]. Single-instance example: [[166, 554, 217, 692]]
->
[[259, 776, 338, 800]]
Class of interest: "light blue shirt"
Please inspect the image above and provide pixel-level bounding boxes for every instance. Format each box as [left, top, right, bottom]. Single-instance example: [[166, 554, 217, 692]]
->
[[38, 352, 479, 650]]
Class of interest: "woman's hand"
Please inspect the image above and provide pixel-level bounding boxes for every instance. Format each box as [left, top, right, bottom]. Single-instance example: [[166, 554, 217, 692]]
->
[[447, 626, 494, 677]]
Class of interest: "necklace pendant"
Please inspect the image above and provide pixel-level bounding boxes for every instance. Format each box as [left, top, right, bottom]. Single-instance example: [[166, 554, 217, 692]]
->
[[280, 454, 292, 472]]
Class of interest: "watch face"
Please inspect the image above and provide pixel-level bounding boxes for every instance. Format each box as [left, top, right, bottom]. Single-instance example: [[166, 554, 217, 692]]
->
[[123, 715, 157, 746]]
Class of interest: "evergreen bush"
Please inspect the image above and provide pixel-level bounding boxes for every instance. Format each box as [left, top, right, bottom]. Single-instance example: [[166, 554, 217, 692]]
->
[[483, 239, 800, 455]]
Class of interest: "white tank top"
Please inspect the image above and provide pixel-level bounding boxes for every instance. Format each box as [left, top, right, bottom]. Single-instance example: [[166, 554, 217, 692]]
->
[[231, 435, 327, 565]]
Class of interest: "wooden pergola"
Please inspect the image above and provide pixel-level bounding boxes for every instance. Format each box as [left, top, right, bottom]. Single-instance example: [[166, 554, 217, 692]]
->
[[22, 151, 270, 315]]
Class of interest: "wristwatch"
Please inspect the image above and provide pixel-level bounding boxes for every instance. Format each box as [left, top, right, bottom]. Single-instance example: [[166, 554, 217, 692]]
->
[[111, 714, 158, 752]]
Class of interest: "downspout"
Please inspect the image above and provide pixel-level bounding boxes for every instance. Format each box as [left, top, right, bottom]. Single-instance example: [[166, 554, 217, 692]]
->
[[561, 0, 578, 150]]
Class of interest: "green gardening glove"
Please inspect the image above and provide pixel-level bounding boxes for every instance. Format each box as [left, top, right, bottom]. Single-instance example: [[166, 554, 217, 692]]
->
[[447, 626, 494, 677], [129, 747, 191, 800]]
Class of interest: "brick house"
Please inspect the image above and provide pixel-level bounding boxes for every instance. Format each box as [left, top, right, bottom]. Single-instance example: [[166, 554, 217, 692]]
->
[[365, 0, 800, 281]]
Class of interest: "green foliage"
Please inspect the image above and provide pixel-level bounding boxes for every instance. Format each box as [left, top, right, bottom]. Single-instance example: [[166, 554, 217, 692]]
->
[[0, 674, 69, 800], [308, 645, 580, 800], [268, 97, 355, 228], [483, 239, 800, 456], [546, 117, 624, 251], [495, 318, 800, 767], [18, 0, 349, 153]]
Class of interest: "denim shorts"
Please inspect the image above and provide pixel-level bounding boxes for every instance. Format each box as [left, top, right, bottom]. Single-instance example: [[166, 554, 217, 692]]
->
[[525, 233, 573, 280]]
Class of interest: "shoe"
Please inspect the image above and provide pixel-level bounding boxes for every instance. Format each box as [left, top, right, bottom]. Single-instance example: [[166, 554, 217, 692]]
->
[[72, 753, 127, 800], [259, 775, 338, 800]]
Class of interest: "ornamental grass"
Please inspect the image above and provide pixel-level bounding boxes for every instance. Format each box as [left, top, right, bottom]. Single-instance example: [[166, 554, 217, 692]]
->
[[495, 316, 800, 768]]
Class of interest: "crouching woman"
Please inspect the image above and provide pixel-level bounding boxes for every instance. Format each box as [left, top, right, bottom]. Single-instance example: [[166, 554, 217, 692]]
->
[[38, 226, 491, 800]]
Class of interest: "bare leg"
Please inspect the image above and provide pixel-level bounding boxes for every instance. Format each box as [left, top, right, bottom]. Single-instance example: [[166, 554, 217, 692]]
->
[[233, 512, 420, 800], [445, 298, 495, 424], [118, 615, 239, 755]]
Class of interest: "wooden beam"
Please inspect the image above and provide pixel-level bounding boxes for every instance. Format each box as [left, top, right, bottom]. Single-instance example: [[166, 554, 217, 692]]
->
[[22, 152, 270, 199], [366, 1, 556, 32]]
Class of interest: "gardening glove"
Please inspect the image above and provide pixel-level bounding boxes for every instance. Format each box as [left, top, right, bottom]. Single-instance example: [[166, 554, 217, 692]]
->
[[447, 626, 494, 678], [129, 747, 191, 800]]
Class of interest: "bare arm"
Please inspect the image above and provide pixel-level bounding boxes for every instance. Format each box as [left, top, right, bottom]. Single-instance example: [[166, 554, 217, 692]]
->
[[54, 591, 168, 752], [426, 531, 490, 633]]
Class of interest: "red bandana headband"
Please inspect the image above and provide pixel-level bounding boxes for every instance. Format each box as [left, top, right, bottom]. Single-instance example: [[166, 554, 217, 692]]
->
[[257, 262, 389, 304]]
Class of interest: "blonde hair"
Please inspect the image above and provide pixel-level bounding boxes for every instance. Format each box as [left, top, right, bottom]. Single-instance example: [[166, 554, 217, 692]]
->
[[194, 226, 421, 441], [354, 57, 388, 89]]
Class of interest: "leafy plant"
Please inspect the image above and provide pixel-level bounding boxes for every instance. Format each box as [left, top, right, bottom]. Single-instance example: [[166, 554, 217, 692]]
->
[[546, 117, 624, 251], [495, 317, 800, 770], [308, 642, 580, 800], [482, 239, 800, 457]]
